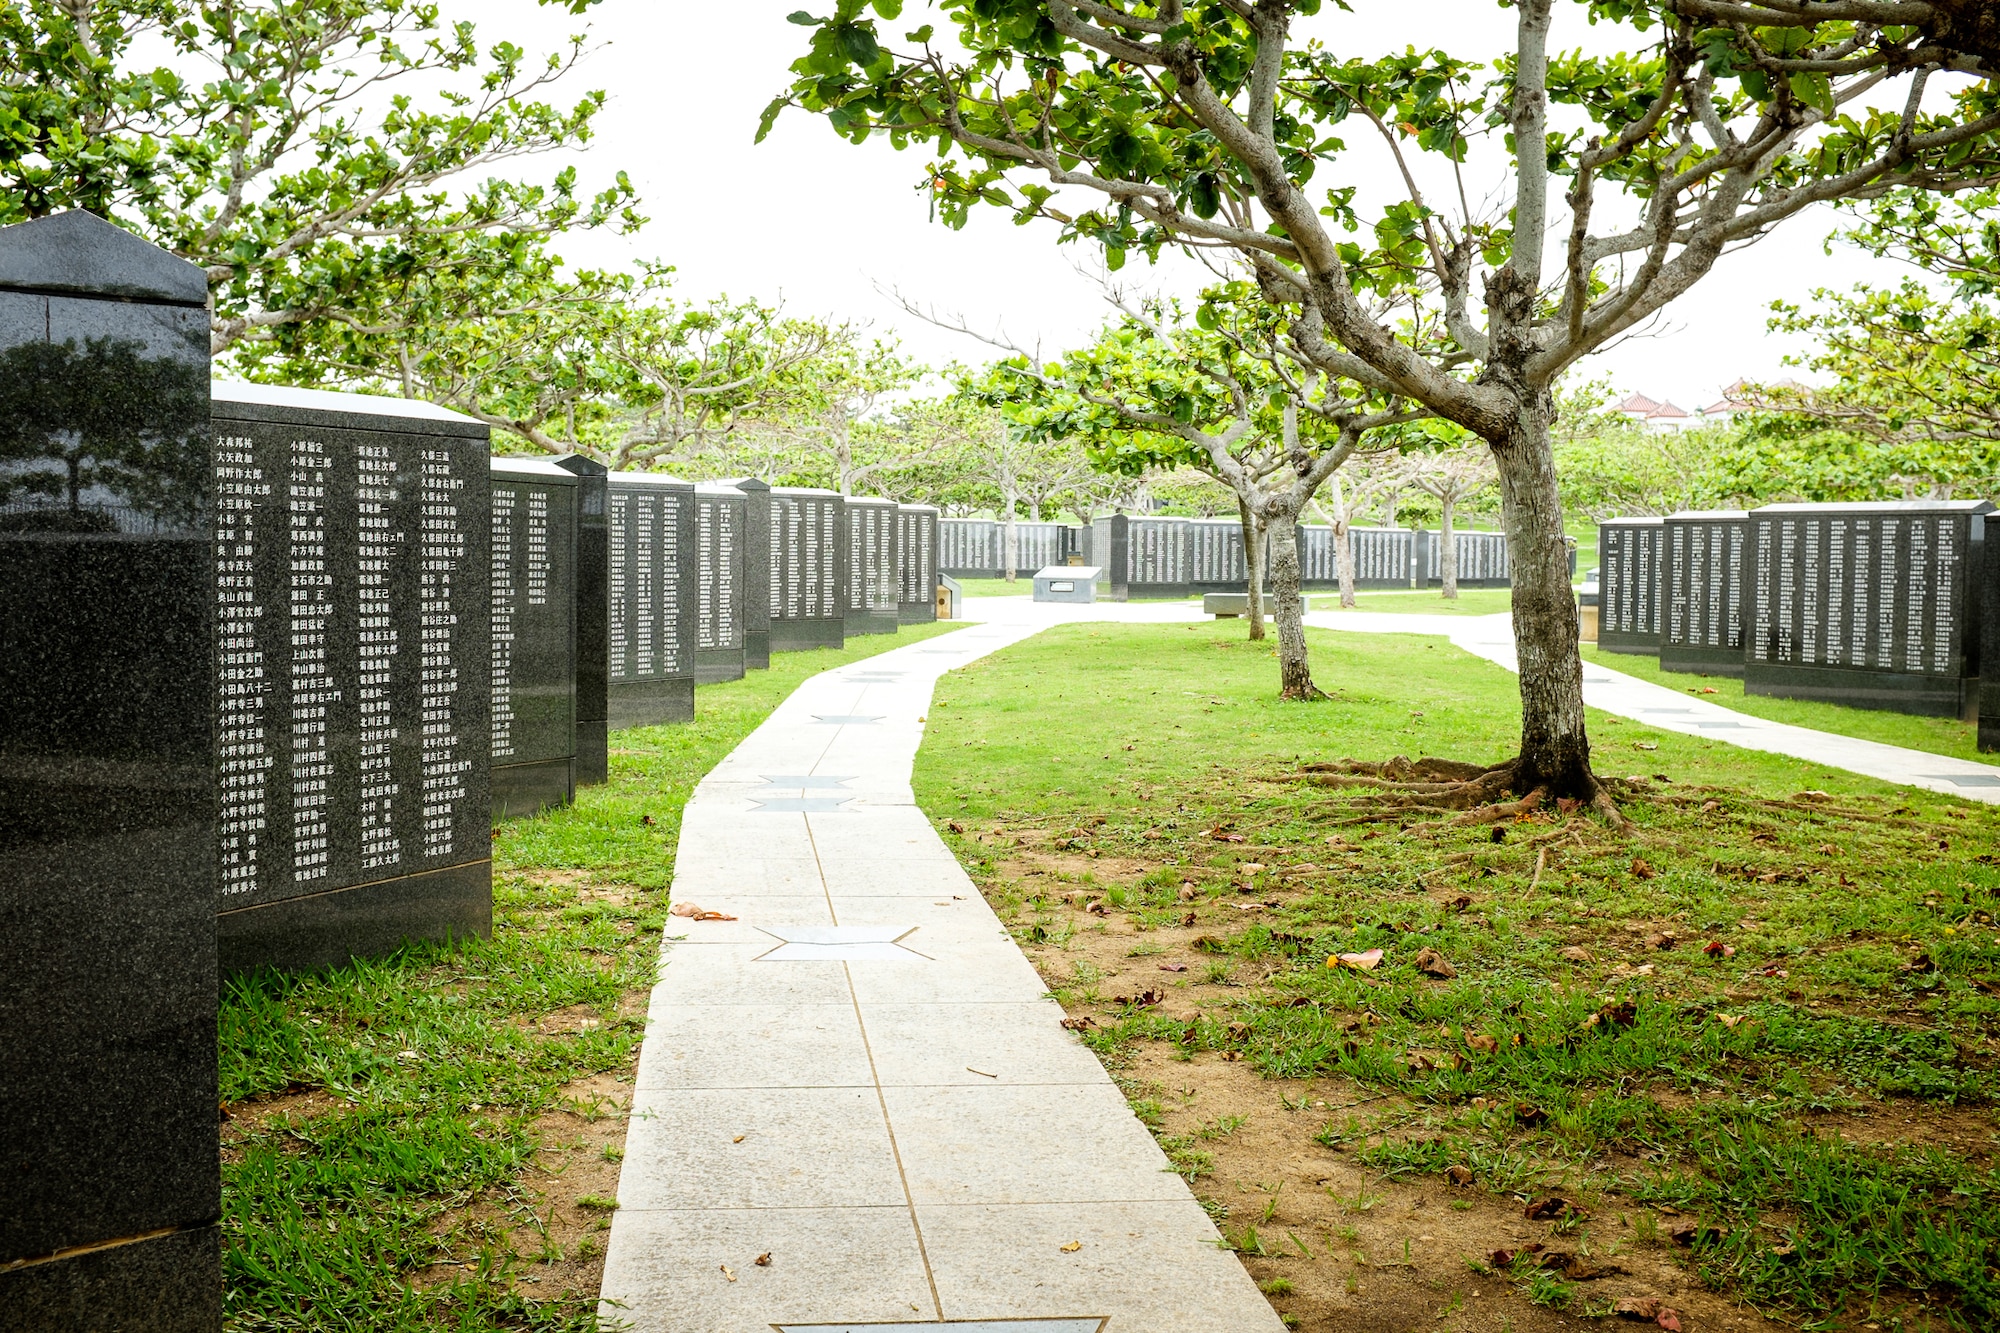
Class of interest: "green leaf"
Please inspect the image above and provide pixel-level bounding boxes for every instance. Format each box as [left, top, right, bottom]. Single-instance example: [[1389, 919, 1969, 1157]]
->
[[787, 10, 822, 25], [870, 0, 903, 17], [905, 24, 934, 43], [837, 23, 880, 68]]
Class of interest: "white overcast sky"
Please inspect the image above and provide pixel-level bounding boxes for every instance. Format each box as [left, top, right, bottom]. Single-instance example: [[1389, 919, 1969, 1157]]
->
[[483, 0, 1926, 411]]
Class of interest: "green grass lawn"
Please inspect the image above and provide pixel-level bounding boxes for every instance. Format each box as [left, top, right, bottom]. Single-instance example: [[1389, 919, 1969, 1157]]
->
[[1584, 644, 1997, 767], [217, 622, 958, 1332], [1310, 586, 1514, 616], [914, 622, 2000, 1332]]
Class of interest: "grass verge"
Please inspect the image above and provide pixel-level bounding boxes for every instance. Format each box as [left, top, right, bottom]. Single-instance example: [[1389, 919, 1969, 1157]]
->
[[914, 622, 2000, 1333], [218, 622, 958, 1332]]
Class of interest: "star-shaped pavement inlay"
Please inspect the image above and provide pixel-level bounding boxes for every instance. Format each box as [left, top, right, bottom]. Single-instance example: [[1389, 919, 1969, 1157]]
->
[[752, 926, 930, 962]]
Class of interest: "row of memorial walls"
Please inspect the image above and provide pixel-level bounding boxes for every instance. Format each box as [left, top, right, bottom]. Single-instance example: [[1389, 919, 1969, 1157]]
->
[[1298, 525, 1423, 590], [490, 459, 580, 817], [0, 210, 223, 1329], [935, 517, 1082, 578], [553, 457, 609, 785], [1746, 501, 1989, 719], [1420, 530, 1512, 588], [846, 496, 901, 636], [897, 504, 940, 623], [604, 472, 698, 724], [1597, 516, 1666, 655], [214, 384, 493, 976], [1188, 516, 1249, 593], [695, 482, 748, 683], [766, 485, 849, 651], [1661, 511, 1750, 676]]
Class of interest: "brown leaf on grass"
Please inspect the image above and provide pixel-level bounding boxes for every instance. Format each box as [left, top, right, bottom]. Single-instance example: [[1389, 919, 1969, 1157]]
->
[[946, 820, 965, 834], [1596, 999, 1639, 1028], [1524, 1195, 1587, 1221], [1177, 884, 1197, 901], [671, 902, 738, 921], [1667, 1220, 1722, 1247], [1206, 827, 1246, 843], [1446, 895, 1474, 912], [1465, 1034, 1499, 1054], [1180, 912, 1197, 926], [754, 1252, 772, 1267], [1406, 1054, 1436, 1074], [1647, 932, 1677, 951], [1560, 946, 1595, 963], [1656, 1312, 1683, 1332], [1192, 935, 1227, 953], [1413, 947, 1458, 979], [1059, 1016, 1095, 1032], [1445, 1164, 1474, 1186], [1631, 857, 1656, 879], [1555, 795, 1580, 815], [1614, 1297, 1665, 1322], [1331, 948, 1385, 972], [1159, 962, 1188, 972], [1702, 939, 1735, 958], [1513, 1102, 1549, 1128], [1905, 952, 1938, 974], [1715, 1013, 1753, 1030], [1632, 741, 1659, 751], [1242, 862, 1267, 873], [1490, 1242, 1543, 1267]]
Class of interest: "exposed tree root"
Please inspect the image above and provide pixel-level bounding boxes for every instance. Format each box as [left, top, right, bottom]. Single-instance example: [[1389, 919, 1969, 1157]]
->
[[1285, 755, 1638, 834]]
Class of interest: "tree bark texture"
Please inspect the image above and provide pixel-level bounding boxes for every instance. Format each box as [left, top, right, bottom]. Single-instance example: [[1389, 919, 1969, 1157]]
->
[[1002, 494, 1019, 582], [1239, 497, 1266, 640], [1492, 402, 1593, 797], [1439, 496, 1458, 599], [1265, 512, 1319, 700]]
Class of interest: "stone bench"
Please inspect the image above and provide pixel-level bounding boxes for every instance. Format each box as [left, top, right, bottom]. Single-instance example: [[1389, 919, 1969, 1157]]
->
[[1204, 592, 1307, 618]]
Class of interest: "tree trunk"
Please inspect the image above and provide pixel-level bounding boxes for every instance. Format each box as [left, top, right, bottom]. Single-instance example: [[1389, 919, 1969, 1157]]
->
[[1239, 497, 1266, 640], [1439, 495, 1459, 599], [1494, 403, 1593, 798], [1265, 511, 1320, 700], [1002, 491, 1019, 582], [1327, 478, 1357, 608]]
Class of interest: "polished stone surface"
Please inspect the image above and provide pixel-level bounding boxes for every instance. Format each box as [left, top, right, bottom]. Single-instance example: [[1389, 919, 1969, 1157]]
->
[[845, 496, 899, 636], [1598, 516, 1665, 654], [555, 456, 610, 782], [730, 477, 773, 670], [212, 383, 492, 970], [767, 487, 847, 652], [606, 471, 698, 726], [491, 459, 578, 815], [1660, 510, 1749, 676], [0, 210, 220, 1319], [897, 504, 939, 624], [696, 483, 748, 683]]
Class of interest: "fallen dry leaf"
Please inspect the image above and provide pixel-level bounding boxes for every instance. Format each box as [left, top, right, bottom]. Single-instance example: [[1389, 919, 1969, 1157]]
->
[[1158, 962, 1188, 972], [1331, 948, 1385, 972], [1560, 946, 1595, 963], [671, 902, 738, 922], [1631, 857, 1656, 879], [732, 1134, 745, 1144], [1702, 939, 1736, 958], [1176, 884, 1197, 902], [1513, 1102, 1549, 1128], [1632, 741, 1659, 751], [754, 1252, 771, 1267], [1059, 1240, 1082, 1253], [1241, 862, 1267, 873], [1466, 1033, 1498, 1054], [720, 1264, 737, 1282], [1646, 932, 1677, 950], [1524, 1195, 1588, 1221], [1413, 947, 1457, 979], [1059, 1016, 1095, 1032]]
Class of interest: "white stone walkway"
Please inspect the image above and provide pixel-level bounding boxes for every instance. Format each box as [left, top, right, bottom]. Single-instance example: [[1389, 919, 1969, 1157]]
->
[[599, 619, 1283, 1333], [1304, 608, 2000, 804]]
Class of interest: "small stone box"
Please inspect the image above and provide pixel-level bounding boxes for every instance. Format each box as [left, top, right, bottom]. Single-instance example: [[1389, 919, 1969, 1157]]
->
[[1205, 592, 1306, 618], [1034, 565, 1099, 603]]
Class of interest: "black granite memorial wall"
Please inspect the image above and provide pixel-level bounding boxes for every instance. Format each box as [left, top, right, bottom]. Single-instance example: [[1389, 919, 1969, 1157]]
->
[[1597, 517, 1665, 655], [898, 503, 940, 623], [1982, 551, 2000, 752], [695, 482, 748, 683], [1189, 517, 1249, 593], [937, 517, 1076, 577], [1661, 510, 1749, 676], [768, 486, 847, 651], [491, 459, 579, 816], [0, 210, 221, 1329], [602, 471, 697, 725], [1745, 501, 1990, 717], [731, 477, 773, 670], [553, 457, 609, 785], [211, 383, 492, 975], [1421, 529, 1509, 588], [845, 495, 900, 636]]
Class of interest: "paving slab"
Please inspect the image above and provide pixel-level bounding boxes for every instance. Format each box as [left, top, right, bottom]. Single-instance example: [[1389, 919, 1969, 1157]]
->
[[601, 621, 1283, 1333], [1303, 608, 2000, 803]]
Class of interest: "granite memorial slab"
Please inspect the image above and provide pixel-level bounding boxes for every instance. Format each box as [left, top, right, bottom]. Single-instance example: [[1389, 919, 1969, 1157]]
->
[[1984, 541, 2000, 752], [1034, 565, 1099, 603], [553, 456, 609, 784], [600, 470, 697, 726], [938, 516, 1078, 578], [844, 494, 900, 636], [768, 485, 848, 652], [897, 502, 940, 623], [0, 209, 221, 1329], [1661, 510, 1749, 676], [1422, 529, 1511, 588], [727, 476, 774, 670], [1745, 500, 1991, 718], [491, 458, 579, 816], [1188, 516, 1249, 593], [210, 383, 492, 975], [1597, 516, 1666, 655], [694, 482, 748, 683]]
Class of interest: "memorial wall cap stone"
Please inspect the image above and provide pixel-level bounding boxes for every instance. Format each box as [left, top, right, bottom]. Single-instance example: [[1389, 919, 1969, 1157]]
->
[[212, 378, 489, 433], [0, 207, 208, 304]]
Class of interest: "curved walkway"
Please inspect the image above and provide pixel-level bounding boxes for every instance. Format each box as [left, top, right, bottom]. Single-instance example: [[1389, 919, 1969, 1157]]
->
[[1302, 608, 2000, 805], [598, 618, 1282, 1333]]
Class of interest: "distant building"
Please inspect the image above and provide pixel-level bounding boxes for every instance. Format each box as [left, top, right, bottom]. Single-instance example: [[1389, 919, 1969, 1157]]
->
[[1615, 379, 1797, 430], [1614, 392, 1693, 432]]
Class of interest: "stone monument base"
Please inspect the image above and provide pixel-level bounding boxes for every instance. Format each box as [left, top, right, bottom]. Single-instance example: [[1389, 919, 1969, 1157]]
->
[[217, 860, 492, 975], [608, 679, 696, 730], [1595, 631, 1661, 656], [770, 618, 845, 653], [576, 720, 608, 787], [494, 758, 576, 819], [843, 608, 899, 637], [744, 629, 771, 671], [1660, 645, 1745, 677], [0, 1224, 221, 1333], [695, 648, 747, 684], [1746, 663, 1975, 719]]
